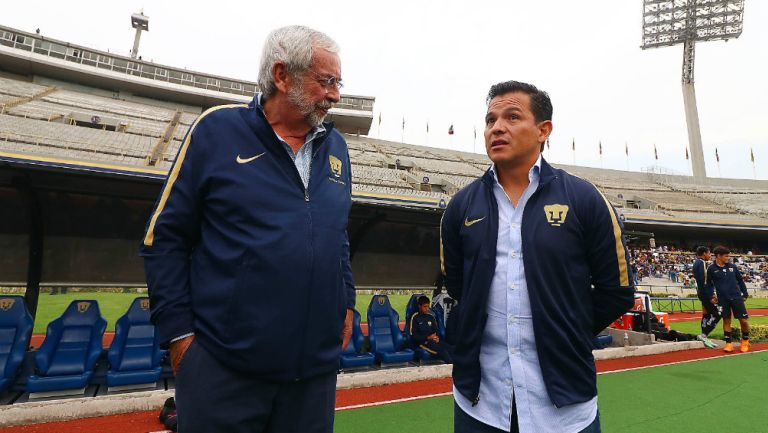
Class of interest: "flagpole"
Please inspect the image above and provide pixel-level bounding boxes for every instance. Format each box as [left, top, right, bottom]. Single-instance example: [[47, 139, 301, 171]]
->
[[625, 142, 629, 172], [599, 140, 603, 169], [401, 116, 404, 144], [572, 138, 576, 165]]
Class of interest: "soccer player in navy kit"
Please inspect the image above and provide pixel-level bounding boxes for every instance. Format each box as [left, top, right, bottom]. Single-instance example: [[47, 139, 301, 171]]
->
[[692, 246, 718, 348], [705, 246, 750, 353]]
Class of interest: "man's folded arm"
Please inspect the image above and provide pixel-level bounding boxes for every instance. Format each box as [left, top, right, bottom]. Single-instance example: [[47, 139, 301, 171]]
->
[[587, 188, 635, 334], [140, 126, 206, 348]]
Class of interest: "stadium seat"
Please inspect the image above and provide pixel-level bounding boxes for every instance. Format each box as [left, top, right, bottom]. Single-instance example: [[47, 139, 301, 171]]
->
[[26, 300, 107, 395], [367, 295, 413, 365], [594, 334, 613, 350], [0, 296, 33, 394], [339, 309, 375, 370], [106, 297, 162, 388]]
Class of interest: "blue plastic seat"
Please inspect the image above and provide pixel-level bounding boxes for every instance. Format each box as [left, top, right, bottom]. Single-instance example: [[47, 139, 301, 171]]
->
[[367, 295, 413, 365], [0, 296, 33, 394], [339, 310, 374, 370], [106, 297, 162, 388], [26, 300, 107, 393]]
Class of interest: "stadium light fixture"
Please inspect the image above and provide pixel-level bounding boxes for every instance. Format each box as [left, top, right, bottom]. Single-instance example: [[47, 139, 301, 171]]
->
[[641, 0, 745, 180], [130, 10, 150, 59]]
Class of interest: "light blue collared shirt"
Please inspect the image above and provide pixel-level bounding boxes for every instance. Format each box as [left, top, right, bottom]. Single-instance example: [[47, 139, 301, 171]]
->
[[255, 93, 326, 189], [454, 155, 597, 433]]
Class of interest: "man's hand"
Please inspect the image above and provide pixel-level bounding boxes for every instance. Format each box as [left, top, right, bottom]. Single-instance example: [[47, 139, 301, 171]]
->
[[341, 308, 353, 351], [711, 296, 718, 305], [169, 335, 195, 375], [743, 293, 749, 300], [427, 333, 440, 343]]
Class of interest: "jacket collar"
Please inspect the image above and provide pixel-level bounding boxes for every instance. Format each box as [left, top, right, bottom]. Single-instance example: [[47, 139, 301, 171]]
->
[[481, 154, 557, 188]]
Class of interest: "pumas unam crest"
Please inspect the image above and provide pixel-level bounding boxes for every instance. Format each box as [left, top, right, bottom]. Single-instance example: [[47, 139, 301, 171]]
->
[[140, 299, 150, 310], [544, 204, 569, 227], [329, 155, 342, 177], [0, 298, 15, 311], [77, 301, 91, 313]]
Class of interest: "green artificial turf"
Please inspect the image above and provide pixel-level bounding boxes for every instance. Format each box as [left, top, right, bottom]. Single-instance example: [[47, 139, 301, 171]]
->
[[670, 316, 768, 340], [598, 352, 768, 433], [32, 293, 142, 333], [335, 395, 453, 433], [334, 352, 768, 433]]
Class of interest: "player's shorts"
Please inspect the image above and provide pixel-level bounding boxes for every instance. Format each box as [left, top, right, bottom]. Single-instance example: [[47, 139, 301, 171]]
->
[[697, 295, 720, 316], [720, 297, 749, 320]]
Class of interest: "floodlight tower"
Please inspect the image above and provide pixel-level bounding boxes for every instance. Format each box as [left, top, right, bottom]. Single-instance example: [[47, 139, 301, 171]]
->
[[130, 10, 149, 59], [641, 0, 745, 180]]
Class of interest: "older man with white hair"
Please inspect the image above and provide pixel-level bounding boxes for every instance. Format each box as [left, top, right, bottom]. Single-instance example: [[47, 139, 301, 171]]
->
[[140, 25, 355, 433]]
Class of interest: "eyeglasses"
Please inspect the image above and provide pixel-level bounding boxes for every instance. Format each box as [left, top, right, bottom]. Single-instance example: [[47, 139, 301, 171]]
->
[[307, 69, 344, 90]]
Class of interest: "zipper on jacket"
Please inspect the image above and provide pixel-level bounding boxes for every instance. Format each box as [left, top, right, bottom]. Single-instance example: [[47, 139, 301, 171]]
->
[[472, 395, 480, 406]]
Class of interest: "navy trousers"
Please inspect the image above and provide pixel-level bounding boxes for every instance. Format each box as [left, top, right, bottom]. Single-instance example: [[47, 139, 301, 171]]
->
[[454, 400, 601, 433], [175, 340, 337, 433]]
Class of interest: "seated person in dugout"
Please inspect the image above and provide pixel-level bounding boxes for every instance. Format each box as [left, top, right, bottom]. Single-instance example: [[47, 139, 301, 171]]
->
[[408, 296, 452, 363]]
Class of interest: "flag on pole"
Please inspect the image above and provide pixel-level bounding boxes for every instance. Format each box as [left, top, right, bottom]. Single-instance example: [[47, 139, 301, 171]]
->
[[599, 141, 602, 156], [448, 124, 454, 135], [625, 142, 628, 156], [546, 138, 550, 150], [473, 126, 477, 141], [715, 147, 720, 162], [685, 147, 689, 160], [378, 113, 382, 127], [750, 147, 755, 163], [402, 117, 405, 130], [654, 144, 658, 161], [572, 138, 575, 151], [426, 120, 429, 134]]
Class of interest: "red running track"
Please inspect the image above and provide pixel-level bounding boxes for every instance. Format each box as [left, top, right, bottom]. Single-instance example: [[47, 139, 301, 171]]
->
[[3, 343, 766, 433]]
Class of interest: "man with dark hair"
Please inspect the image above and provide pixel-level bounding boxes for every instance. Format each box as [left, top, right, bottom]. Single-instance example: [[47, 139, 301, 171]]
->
[[442, 80, 634, 433], [692, 246, 718, 348], [141, 25, 355, 432], [408, 296, 452, 363], [706, 246, 750, 353]]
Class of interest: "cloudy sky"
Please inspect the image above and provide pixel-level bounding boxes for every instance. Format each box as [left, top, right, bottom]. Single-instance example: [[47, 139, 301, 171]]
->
[[4, 1, 766, 179]]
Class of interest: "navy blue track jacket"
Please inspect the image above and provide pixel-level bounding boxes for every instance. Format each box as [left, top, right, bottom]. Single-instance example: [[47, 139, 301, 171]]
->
[[140, 98, 355, 380], [440, 158, 634, 408], [704, 262, 747, 300], [693, 258, 707, 294]]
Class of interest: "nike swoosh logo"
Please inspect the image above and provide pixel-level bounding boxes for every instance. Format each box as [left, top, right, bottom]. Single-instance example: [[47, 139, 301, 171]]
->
[[464, 217, 485, 227], [236, 152, 266, 164]]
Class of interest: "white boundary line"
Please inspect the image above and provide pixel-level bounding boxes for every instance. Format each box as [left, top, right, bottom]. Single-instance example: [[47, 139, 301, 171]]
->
[[597, 348, 767, 375], [336, 392, 452, 411]]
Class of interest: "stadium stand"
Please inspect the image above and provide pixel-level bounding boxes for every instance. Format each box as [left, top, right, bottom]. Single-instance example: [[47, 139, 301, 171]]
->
[[106, 297, 163, 390], [0, 296, 33, 394], [26, 300, 106, 396], [366, 295, 414, 365]]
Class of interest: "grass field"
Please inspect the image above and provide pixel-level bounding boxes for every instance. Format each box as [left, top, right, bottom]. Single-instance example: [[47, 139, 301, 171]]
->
[[670, 316, 768, 340], [335, 352, 768, 433]]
